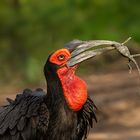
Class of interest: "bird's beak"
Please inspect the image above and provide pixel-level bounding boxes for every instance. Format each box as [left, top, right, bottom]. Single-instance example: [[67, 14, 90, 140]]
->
[[65, 40, 118, 67]]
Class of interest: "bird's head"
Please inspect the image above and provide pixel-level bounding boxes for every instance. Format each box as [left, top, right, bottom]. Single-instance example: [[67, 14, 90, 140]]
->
[[44, 40, 113, 111], [44, 40, 111, 76]]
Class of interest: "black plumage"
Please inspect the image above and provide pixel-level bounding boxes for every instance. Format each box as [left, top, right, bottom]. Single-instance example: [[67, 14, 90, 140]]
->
[[0, 45, 97, 140], [0, 89, 96, 140], [0, 89, 49, 140]]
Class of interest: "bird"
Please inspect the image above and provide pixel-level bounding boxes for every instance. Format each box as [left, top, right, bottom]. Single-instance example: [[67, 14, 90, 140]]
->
[[0, 40, 100, 140]]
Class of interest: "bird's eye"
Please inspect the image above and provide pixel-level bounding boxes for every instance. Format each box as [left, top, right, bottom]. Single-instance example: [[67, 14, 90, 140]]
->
[[58, 54, 65, 61]]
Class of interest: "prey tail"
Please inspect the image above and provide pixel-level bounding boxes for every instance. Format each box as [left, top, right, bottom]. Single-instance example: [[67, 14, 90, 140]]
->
[[130, 57, 140, 76]]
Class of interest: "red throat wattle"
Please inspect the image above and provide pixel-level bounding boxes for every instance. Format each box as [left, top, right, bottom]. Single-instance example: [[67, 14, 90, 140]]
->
[[57, 65, 88, 111]]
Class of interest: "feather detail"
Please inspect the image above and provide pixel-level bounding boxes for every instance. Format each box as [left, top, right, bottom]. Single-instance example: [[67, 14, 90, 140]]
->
[[77, 97, 97, 140]]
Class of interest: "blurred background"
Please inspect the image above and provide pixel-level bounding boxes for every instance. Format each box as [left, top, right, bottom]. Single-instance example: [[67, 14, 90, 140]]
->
[[0, 0, 140, 139]]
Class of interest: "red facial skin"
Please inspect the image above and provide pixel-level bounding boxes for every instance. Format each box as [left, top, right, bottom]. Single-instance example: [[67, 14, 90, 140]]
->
[[50, 49, 71, 66], [57, 66, 88, 111], [49, 49, 88, 111]]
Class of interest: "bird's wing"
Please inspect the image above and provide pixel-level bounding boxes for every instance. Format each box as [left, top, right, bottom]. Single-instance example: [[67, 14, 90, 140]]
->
[[77, 97, 97, 140], [0, 88, 49, 140]]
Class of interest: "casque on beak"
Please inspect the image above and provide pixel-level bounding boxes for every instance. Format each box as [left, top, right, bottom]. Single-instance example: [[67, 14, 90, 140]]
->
[[65, 40, 119, 67]]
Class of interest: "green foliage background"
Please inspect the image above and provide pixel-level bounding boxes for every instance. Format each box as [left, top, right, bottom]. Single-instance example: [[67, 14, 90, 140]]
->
[[0, 0, 140, 85]]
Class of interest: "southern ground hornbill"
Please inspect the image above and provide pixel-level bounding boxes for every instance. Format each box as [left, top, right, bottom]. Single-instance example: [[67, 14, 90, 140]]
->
[[0, 39, 138, 140]]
